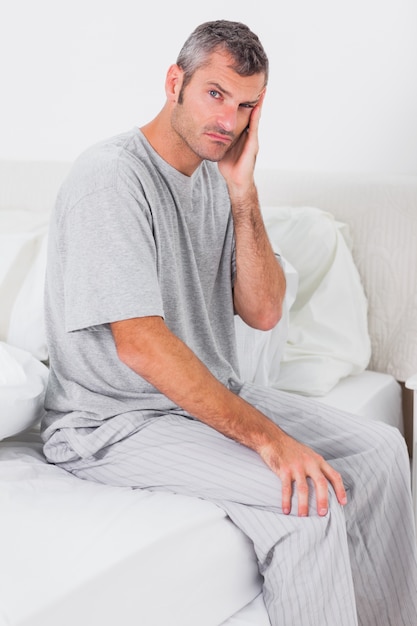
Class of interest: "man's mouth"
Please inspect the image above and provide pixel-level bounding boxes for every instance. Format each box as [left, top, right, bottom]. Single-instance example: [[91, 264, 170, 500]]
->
[[205, 131, 233, 144]]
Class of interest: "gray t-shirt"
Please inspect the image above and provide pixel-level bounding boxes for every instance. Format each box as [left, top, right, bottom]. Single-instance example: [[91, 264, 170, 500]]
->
[[42, 128, 240, 459]]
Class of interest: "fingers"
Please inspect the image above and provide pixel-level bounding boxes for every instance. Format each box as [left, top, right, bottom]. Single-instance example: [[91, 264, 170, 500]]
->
[[283, 471, 323, 517], [280, 459, 347, 517], [260, 433, 346, 518], [295, 474, 310, 517], [280, 470, 293, 515], [322, 463, 348, 508], [247, 90, 265, 136], [312, 473, 333, 516]]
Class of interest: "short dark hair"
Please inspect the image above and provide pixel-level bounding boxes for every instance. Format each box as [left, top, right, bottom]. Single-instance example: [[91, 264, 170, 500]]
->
[[176, 20, 269, 93]]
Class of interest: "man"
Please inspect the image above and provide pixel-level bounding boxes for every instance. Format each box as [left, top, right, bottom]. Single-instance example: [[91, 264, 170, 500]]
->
[[42, 20, 417, 626]]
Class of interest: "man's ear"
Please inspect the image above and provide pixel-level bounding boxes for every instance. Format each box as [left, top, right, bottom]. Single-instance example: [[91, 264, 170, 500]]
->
[[165, 64, 184, 103]]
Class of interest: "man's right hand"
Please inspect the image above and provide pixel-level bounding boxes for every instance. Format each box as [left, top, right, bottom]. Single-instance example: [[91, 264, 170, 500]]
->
[[258, 432, 347, 516]]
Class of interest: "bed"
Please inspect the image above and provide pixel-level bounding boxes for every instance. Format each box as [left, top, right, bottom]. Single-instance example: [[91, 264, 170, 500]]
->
[[0, 160, 416, 625]]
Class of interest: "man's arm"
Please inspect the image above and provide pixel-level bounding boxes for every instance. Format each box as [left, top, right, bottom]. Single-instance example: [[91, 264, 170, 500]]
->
[[231, 185, 286, 330], [111, 315, 347, 517], [218, 94, 286, 330]]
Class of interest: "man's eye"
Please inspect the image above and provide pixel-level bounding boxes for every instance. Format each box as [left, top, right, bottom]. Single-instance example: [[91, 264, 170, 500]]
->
[[240, 103, 255, 109], [209, 90, 221, 99]]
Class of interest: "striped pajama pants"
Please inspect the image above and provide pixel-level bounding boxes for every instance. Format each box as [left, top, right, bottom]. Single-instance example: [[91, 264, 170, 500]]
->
[[47, 383, 417, 626]]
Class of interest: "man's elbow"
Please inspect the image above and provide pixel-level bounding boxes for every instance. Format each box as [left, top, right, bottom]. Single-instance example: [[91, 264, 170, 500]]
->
[[256, 302, 283, 331], [242, 300, 283, 331]]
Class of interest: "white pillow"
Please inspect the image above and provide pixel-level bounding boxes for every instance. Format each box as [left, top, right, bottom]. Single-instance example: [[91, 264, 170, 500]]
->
[[7, 231, 48, 362], [0, 342, 49, 440], [235, 253, 298, 385], [262, 206, 371, 396], [0, 210, 49, 361]]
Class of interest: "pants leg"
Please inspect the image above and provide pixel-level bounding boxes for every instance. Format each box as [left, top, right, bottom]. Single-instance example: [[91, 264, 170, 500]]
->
[[239, 384, 417, 626], [55, 413, 358, 626], [50, 383, 417, 626]]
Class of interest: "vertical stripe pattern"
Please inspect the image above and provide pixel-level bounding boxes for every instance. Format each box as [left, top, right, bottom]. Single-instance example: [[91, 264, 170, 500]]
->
[[50, 383, 417, 626]]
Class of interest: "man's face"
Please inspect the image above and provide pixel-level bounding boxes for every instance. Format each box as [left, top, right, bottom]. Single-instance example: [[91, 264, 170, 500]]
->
[[170, 51, 265, 163]]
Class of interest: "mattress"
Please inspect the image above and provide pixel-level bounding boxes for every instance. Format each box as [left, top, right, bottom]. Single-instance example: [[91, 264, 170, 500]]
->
[[313, 370, 404, 434], [220, 594, 269, 625], [0, 435, 262, 626], [0, 369, 403, 626]]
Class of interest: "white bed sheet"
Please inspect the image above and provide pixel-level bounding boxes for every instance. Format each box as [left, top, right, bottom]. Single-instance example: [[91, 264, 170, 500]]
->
[[220, 593, 270, 625], [0, 437, 262, 626], [313, 370, 403, 433], [0, 370, 402, 626]]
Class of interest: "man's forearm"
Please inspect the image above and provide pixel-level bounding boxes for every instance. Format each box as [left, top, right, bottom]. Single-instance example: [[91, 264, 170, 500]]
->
[[231, 185, 286, 330], [111, 315, 282, 451]]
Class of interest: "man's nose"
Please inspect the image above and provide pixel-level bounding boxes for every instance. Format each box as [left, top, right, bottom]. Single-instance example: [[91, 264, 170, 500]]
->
[[216, 105, 237, 133]]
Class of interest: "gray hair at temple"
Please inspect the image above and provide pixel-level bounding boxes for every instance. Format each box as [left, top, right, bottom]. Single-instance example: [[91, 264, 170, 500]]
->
[[176, 20, 269, 98]]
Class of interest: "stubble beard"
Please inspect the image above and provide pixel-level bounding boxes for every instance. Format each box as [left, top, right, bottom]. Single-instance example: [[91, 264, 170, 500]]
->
[[171, 103, 233, 163]]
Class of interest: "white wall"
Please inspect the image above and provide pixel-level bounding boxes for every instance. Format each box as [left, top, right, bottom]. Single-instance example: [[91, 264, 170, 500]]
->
[[2, 0, 416, 174]]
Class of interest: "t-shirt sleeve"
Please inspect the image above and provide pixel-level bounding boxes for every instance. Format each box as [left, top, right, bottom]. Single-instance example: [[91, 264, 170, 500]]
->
[[60, 186, 164, 332]]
